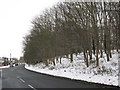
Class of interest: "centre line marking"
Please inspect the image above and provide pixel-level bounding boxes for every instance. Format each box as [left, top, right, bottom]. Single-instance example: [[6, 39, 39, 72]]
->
[[28, 84, 36, 90], [19, 78, 25, 83], [17, 76, 25, 83]]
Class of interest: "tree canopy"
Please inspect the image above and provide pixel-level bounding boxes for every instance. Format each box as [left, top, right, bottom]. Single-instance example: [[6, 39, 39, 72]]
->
[[23, 2, 119, 66]]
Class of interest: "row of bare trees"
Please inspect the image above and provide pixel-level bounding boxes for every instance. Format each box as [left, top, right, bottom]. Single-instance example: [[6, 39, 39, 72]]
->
[[23, 2, 119, 67]]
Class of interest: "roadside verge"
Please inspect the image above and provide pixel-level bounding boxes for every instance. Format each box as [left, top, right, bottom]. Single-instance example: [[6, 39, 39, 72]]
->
[[24, 65, 119, 88]]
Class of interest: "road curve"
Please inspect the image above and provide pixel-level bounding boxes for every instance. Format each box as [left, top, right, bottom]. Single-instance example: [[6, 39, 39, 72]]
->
[[2, 65, 118, 89]]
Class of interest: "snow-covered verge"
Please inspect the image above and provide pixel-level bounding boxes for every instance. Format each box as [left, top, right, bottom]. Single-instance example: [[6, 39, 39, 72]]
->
[[0, 65, 10, 68], [25, 50, 120, 87]]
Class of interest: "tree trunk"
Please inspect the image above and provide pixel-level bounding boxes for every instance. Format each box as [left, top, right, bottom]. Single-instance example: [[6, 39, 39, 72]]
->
[[109, 51, 112, 58], [104, 35, 107, 54], [106, 53, 110, 61], [84, 50, 89, 67], [86, 52, 89, 67], [96, 48, 99, 66], [100, 50, 103, 58], [56, 57, 59, 63], [70, 53, 73, 63], [52, 59, 56, 66], [60, 57, 62, 64], [89, 50, 92, 60], [92, 39, 95, 55], [96, 39, 99, 66]]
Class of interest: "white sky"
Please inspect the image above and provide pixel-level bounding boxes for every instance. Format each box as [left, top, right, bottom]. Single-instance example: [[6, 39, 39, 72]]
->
[[0, 0, 59, 59]]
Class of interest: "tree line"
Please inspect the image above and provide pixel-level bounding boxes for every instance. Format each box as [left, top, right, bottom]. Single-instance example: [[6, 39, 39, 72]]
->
[[23, 2, 120, 67]]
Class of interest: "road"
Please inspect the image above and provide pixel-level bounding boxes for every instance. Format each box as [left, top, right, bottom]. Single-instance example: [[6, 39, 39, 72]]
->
[[1, 65, 118, 89]]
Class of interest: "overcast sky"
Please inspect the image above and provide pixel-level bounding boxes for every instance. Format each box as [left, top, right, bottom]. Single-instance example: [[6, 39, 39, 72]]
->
[[0, 0, 59, 59]]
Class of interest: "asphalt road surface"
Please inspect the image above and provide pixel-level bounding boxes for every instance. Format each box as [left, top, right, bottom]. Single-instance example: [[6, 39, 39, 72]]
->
[[1, 65, 118, 89]]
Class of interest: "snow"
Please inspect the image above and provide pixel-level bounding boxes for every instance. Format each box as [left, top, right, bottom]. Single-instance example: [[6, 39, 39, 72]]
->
[[25, 50, 119, 87], [0, 65, 10, 68]]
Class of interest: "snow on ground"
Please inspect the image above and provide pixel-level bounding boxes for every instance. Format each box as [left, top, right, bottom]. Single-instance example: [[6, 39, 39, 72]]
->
[[0, 65, 10, 68], [25, 50, 119, 87]]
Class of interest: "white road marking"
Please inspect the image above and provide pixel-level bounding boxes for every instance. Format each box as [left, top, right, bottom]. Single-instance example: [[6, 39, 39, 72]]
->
[[17, 76, 36, 90], [19, 78, 25, 83], [28, 84, 36, 90], [17, 76, 25, 83]]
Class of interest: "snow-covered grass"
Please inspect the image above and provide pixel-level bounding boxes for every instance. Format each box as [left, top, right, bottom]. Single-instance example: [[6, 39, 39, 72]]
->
[[0, 65, 10, 68], [25, 50, 119, 87]]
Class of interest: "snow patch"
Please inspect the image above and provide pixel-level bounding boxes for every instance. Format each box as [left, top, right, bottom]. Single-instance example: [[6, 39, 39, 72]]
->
[[0, 65, 10, 68], [25, 51, 119, 87]]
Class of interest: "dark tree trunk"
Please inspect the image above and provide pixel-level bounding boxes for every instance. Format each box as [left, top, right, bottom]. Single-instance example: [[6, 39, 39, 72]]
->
[[96, 48, 99, 66], [92, 39, 95, 55], [104, 35, 107, 53], [60, 57, 62, 64], [84, 50, 89, 67], [100, 50, 103, 58], [89, 50, 92, 60], [106, 53, 110, 61], [53, 59, 56, 66], [70, 53, 73, 63], [109, 51, 112, 58]]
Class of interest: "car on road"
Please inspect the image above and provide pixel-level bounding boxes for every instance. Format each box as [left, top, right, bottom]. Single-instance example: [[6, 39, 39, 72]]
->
[[15, 63, 18, 66]]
